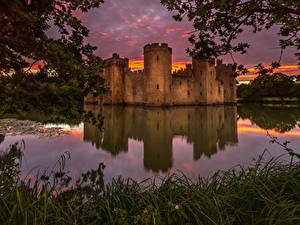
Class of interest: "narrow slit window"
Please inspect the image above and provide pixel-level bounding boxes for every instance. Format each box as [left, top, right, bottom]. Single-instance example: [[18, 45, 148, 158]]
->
[[156, 84, 159, 90], [157, 56, 159, 61]]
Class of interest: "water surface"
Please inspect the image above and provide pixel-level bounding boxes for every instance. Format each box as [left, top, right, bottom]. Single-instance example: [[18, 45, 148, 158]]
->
[[1, 104, 300, 181]]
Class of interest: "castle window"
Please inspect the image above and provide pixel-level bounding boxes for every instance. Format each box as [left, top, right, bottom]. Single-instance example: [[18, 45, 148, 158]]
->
[[157, 56, 159, 61], [179, 81, 182, 85], [200, 82, 202, 87], [200, 92, 202, 96], [218, 86, 221, 95], [187, 90, 190, 96], [156, 84, 159, 90]]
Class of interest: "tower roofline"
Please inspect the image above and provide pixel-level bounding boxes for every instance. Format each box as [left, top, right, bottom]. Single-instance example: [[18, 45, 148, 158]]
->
[[144, 43, 172, 54]]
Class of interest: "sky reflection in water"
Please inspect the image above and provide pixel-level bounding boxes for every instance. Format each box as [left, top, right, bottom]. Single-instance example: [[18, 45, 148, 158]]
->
[[1, 104, 300, 181]]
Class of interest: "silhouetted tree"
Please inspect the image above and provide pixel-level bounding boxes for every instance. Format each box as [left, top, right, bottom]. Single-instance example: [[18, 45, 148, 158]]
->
[[161, 0, 300, 63], [0, 0, 105, 94]]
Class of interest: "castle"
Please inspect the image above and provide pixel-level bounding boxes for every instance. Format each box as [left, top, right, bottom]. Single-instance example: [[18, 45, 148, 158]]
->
[[85, 43, 236, 106]]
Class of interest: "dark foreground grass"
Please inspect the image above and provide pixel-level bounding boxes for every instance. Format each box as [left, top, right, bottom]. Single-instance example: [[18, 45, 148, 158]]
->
[[1, 139, 300, 225]]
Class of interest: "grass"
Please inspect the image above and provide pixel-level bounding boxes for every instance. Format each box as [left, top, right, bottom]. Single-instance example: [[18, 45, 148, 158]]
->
[[238, 97, 300, 103], [1, 137, 300, 225]]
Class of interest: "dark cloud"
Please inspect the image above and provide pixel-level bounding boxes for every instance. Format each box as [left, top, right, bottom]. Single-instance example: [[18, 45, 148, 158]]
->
[[75, 0, 297, 66]]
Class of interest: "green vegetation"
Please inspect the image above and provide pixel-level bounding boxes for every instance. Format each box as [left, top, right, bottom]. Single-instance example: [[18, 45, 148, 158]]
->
[[0, 0, 105, 121], [237, 68, 300, 102], [1, 139, 300, 225], [0, 71, 85, 124]]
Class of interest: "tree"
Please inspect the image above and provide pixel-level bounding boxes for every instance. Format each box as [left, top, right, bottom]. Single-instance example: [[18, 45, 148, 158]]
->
[[160, 0, 300, 63], [0, 0, 105, 94]]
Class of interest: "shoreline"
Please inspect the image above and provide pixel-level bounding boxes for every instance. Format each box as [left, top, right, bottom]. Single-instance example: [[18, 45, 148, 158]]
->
[[0, 118, 71, 138]]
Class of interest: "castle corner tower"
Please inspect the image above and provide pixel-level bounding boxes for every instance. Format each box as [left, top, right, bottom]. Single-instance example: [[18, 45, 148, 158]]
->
[[144, 43, 172, 106]]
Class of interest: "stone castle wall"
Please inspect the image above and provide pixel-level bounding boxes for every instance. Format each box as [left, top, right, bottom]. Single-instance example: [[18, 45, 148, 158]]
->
[[216, 59, 237, 104], [124, 70, 144, 104], [84, 43, 236, 106]]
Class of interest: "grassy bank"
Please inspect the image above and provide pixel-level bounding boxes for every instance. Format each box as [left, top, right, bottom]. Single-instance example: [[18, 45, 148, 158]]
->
[[1, 141, 300, 225], [238, 97, 300, 104]]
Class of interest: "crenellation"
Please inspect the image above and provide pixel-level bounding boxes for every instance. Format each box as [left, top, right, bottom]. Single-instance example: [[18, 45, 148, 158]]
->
[[144, 43, 172, 54], [84, 43, 236, 106], [172, 65, 193, 78]]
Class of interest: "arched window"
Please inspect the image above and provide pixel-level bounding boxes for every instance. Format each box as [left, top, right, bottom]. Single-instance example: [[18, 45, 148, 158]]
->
[[156, 84, 159, 90]]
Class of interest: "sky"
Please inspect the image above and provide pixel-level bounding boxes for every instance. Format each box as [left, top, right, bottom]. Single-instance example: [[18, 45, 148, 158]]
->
[[72, 0, 299, 73]]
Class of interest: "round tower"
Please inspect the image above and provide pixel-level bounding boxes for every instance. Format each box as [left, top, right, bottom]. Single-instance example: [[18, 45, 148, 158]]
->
[[143, 43, 172, 106]]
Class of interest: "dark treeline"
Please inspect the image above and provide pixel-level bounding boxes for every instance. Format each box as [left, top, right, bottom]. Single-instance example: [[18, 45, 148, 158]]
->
[[237, 73, 300, 101], [0, 71, 85, 124]]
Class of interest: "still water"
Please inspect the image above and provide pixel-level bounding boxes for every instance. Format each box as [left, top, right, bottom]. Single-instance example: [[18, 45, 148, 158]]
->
[[1, 104, 300, 181]]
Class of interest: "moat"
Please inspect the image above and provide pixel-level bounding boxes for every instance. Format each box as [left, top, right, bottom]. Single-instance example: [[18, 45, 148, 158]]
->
[[1, 104, 300, 181]]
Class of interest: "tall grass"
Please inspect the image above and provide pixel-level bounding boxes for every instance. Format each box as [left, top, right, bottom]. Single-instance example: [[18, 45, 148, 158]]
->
[[1, 138, 300, 225]]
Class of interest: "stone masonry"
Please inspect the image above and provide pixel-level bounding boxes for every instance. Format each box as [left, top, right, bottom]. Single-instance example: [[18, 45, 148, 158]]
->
[[84, 43, 237, 106]]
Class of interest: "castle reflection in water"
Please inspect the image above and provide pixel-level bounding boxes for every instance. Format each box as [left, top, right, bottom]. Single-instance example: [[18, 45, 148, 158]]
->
[[83, 105, 238, 173]]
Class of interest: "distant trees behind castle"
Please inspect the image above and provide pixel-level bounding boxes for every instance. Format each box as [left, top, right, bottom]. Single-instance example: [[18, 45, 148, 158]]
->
[[238, 73, 300, 101]]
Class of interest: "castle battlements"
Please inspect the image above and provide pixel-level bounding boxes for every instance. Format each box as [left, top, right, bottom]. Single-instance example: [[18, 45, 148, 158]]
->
[[104, 53, 129, 67], [216, 59, 233, 69], [172, 64, 193, 78], [85, 43, 237, 106], [129, 70, 144, 74], [144, 43, 172, 54]]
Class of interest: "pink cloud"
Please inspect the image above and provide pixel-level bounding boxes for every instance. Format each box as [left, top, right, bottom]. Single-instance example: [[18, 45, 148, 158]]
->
[[130, 13, 137, 19], [166, 28, 183, 34], [181, 34, 190, 38], [144, 15, 151, 21]]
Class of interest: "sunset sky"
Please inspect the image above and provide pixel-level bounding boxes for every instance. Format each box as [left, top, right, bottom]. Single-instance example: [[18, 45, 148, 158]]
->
[[67, 0, 300, 79]]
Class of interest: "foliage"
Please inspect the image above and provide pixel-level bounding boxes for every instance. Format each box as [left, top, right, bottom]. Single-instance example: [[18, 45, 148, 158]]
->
[[0, 71, 106, 126], [237, 70, 298, 100], [0, 0, 105, 100], [238, 104, 300, 133], [160, 0, 300, 63], [1, 140, 300, 225], [0, 70, 85, 124]]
